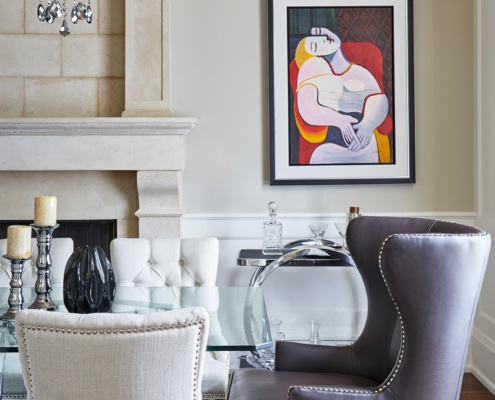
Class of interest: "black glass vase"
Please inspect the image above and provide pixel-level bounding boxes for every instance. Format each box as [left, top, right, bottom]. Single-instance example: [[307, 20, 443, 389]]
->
[[63, 245, 116, 313]]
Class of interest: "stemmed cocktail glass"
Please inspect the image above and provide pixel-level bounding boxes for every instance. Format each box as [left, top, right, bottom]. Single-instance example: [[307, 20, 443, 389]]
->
[[308, 223, 328, 246], [334, 221, 348, 253]]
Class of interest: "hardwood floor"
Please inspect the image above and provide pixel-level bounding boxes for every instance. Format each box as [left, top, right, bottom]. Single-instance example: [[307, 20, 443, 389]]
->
[[461, 374, 495, 400]]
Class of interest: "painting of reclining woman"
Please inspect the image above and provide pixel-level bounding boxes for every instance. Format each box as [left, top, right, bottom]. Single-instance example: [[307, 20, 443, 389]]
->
[[288, 7, 394, 166]]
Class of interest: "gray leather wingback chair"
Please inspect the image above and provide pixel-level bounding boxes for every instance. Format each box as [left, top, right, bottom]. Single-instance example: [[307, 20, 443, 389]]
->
[[227, 216, 491, 400]]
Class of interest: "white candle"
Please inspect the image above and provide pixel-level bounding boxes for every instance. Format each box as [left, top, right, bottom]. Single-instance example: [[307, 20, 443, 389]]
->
[[34, 196, 57, 226], [6, 225, 31, 259]]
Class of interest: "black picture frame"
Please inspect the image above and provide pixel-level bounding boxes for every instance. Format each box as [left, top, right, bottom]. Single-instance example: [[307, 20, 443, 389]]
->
[[269, 0, 415, 185]]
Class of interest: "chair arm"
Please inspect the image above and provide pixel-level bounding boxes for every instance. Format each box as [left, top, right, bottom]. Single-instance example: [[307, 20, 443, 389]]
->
[[275, 341, 355, 374]]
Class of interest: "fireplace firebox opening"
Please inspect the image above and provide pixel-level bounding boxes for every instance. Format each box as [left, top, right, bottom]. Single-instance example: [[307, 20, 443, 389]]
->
[[0, 220, 117, 260]]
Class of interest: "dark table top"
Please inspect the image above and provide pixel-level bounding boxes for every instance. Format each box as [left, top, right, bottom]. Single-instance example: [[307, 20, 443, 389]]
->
[[237, 248, 354, 267]]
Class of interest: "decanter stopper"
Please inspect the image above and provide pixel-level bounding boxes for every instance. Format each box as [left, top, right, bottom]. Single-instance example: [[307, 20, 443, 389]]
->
[[269, 201, 278, 213], [262, 201, 283, 255]]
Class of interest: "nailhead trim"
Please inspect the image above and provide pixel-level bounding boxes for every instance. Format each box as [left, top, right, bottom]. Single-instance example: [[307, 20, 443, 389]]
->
[[20, 318, 207, 400], [374, 234, 404, 394], [288, 228, 488, 398]]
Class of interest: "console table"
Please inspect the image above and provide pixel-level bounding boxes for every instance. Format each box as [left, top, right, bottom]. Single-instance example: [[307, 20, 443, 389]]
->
[[237, 246, 356, 370], [237, 246, 355, 287]]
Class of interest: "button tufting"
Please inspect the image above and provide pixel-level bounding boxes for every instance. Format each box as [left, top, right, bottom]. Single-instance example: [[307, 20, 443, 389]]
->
[[179, 259, 185, 267]]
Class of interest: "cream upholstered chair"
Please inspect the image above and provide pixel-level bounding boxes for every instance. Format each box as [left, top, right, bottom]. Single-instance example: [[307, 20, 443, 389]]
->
[[110, 237, 229, 400], [15, 307, 209, 400], [0, 237, 73, 400]]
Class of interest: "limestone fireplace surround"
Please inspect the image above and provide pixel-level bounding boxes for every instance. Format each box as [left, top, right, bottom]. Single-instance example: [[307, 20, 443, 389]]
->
[[0, 117, 197, 238], [0, 0, 197, 239]]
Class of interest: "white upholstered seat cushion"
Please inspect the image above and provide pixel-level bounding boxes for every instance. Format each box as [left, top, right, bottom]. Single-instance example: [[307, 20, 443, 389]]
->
[[15, 308, 209, 400]]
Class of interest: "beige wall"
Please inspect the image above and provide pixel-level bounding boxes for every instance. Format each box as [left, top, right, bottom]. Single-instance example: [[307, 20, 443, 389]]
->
[[170, 0, 474, 215]]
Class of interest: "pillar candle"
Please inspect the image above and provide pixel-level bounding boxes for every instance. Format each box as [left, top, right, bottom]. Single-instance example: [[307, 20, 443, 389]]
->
[[34, 196, 57, 226], [6, 225, 31, 259]]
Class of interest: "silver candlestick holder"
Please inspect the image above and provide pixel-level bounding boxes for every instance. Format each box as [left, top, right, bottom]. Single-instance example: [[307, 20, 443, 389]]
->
[[0, 255, 31, 321], [29, 224, 59, 311]]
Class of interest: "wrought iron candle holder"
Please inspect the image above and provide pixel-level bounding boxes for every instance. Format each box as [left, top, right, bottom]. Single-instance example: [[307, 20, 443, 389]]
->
[[29, 224, 59, 311], [0, 255, 31, 321]]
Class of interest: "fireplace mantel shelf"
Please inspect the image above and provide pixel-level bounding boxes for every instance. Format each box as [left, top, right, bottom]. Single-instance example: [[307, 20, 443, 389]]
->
[[0, 117, 198, 136], [0, 117, 198, 172]]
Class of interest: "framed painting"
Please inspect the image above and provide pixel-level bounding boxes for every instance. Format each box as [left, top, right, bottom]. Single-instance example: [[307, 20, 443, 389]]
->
[[268, 0, 415, 185]]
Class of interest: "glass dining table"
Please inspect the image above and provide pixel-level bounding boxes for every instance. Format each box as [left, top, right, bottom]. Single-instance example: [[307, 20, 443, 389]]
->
[[0, 285, 272, 353]]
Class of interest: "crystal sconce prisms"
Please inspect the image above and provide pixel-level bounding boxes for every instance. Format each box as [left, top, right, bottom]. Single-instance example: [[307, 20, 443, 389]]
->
[[73, 2, 92, 23], [37, 0, 93, 37], [37, 3, 46, 21], [59, 18, 70, 37]]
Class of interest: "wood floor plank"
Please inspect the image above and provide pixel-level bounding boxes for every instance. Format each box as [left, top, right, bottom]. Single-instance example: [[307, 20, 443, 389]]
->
[[460, 395, 495, 400], [461, 374, 495, 400]]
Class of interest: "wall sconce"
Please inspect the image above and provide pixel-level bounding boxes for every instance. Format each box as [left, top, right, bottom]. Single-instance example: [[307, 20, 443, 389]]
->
[[37, 0, 93, 37]]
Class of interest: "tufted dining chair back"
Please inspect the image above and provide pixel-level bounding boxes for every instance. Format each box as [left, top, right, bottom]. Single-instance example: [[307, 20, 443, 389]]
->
[[110, 237, 228, 400], [110, 238, 219, 287], [15, 307, 209, 400]]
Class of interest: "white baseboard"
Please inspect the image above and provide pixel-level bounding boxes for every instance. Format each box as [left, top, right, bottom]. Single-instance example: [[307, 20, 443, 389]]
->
[[472, 367, 495, 395]]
